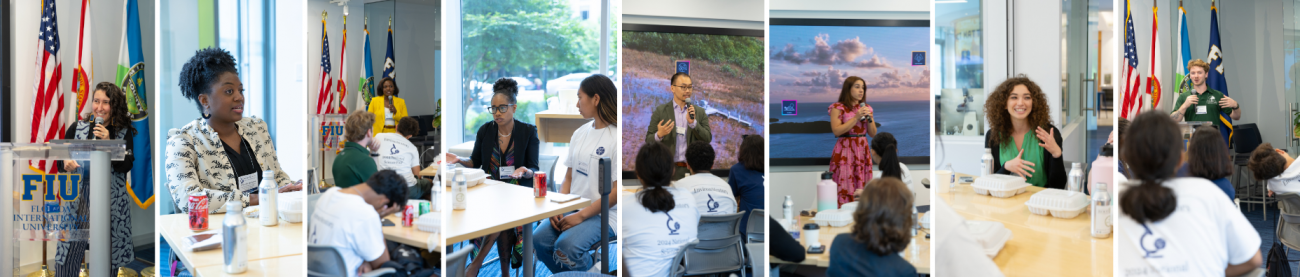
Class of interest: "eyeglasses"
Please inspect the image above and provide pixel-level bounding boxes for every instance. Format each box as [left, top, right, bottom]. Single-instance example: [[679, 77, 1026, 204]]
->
[[486, 104, 515, 114], [674, 85, 694, 91]]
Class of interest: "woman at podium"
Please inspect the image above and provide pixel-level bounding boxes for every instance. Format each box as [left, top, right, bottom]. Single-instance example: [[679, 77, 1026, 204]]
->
[[165, 47, 302, 216], [54, 82, 136, 277], [368, 77, 409, 134]]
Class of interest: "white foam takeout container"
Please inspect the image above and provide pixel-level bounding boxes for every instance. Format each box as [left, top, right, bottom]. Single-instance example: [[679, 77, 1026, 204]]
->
[[811, 209, 853, 227], [971, 174, 1031, 198], [1024, 188, 1090, 219]]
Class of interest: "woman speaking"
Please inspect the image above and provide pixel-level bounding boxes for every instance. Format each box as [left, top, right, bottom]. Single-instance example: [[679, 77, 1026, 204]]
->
[[54, 82, 136, 277], [827, 76, 877, 208], [983, 76, 1066, 188], [368, 77, 408, 134]]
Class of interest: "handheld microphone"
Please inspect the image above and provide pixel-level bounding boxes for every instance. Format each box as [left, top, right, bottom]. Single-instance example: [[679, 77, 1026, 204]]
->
[[686, 97, 695, 121], [859, 102, 871, 123], [88, 115, 103, 140]]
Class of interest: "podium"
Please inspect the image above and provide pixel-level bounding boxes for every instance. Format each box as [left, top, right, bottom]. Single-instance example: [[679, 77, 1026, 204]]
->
[[313, 114, 349, 192], [1, 140, 126, 277]]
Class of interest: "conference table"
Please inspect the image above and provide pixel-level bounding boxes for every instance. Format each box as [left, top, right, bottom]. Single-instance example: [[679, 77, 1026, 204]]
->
[[159, 213, 304, 277], [768, 214, 931, 273], [383, 213, 441, 252], [447, 179, 591, 277], [938, 173, 1112, 276]]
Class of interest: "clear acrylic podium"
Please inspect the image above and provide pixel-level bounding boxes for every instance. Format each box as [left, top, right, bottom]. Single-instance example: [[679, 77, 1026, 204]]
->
[[1, 140, 126, 277]]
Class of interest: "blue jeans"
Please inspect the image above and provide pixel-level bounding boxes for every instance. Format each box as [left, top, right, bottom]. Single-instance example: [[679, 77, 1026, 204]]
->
[[533, 213, 617, 273]]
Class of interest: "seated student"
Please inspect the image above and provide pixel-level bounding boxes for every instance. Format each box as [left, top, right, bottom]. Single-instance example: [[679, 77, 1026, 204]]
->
[[333, 111, 380, 189], [728, 135, 765, 238], [768, 216, 806, 276], [622, 143, 701, 277], [858, 132, 912, 198], [1249, 142, 1300, 196], [1120, 111, 1261, 276], [827, 177, 917, 276], [309, 170, 409, 277], [1185, 125, 1234, 200], [374, 116, 433, 199], [675, 141, 737, 216]]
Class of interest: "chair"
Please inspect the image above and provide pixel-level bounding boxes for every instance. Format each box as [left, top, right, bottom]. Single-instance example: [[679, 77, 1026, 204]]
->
[[540, 155, 559, 192], [445, 245, 475, 277], [669, 239, 699, 277], [1233, 124, 1272, 219], [685, 213, 747, 275], [747, 209, 765, 243], [307, 244, 397, 277], [745, 242, 766, 276], [1274, 193, 1300, 251]]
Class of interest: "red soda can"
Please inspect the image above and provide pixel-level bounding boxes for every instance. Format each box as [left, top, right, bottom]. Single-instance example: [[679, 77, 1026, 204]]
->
[[188, 192, 209, 231], [534, 172, 548, 198], [402, 204, 416, 227]]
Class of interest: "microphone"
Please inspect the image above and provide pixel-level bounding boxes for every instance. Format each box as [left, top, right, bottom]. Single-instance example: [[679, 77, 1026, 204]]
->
[[686, 96, 695, 121], [859, 102, 872, 123], [87, 115, 103, 140]]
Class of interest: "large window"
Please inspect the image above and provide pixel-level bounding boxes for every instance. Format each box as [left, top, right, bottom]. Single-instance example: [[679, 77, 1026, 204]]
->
[[935, 0, 984, 137], [457, 0, 616, 144]]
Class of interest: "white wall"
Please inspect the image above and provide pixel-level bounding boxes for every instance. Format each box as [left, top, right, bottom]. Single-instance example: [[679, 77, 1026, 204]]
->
[[10, 0, 156, 268], [279, 0, 310, 185], [769, 166, 933, 214], [622, 0, 764, 30], [393, 1, 440, 116]]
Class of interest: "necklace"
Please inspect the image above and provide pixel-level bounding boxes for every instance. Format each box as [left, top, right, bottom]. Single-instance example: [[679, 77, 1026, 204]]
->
[[499, 130, 512, 138]]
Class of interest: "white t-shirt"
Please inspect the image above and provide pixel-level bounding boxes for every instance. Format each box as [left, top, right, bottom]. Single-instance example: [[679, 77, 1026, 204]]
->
[[309, 188, 386, 277], [566, 121, 617, 201], [1267, 160, 1300, 194], [1118, 178, 1260, 276], [932, 197, 1005, 277], [622, 187, 700, 277], [674, 173, 738, 216], [374, 133, 421, 187]]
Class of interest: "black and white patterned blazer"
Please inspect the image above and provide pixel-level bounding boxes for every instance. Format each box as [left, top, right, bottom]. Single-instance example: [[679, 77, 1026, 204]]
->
[[166, 117, 293, 213]]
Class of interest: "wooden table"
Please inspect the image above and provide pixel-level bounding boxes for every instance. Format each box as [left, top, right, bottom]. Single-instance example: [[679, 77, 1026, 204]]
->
[[419, 166, 438, 178], [938, 173, 1112, 276], [192, 255, 303, 276], [159, 213, 304, 276], [447, 179, 590, 277], [768, 215, 931, 274], [383, 214, 440, 252]]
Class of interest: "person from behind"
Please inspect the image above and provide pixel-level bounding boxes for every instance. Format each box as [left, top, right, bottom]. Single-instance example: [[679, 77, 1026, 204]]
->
[[1186, 125, 1235, 200], [675, 141, 737, 216], [827, 177, 917, 276], [728, 135, 765, 238], [309, 170, 410, 277], [374, 116, 432, 199], [1119, 111, 1261, 276], [621, 142, 701, 277], [858, 132, 912, 199], [332, 111, 380, 190]]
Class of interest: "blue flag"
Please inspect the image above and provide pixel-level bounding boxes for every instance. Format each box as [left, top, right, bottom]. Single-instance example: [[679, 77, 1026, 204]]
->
[[116, 0, 152, 208], [383, 19, 395, 80], [361, 20, 375, 100], [1207, 3, 1233, 146]]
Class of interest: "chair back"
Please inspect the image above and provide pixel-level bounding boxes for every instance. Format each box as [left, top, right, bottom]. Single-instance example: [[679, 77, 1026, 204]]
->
[[446, 245, 475, 277], [1233, 123, 1262, 153], [1275, 193, 1300, 250], [747, 209, 766, 242], [685, 213, 746, 275], [307, 244, 349, 277]]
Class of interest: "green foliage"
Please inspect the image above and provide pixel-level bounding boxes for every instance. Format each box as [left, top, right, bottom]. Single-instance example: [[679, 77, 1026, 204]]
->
[[622, 32, 764, 72]]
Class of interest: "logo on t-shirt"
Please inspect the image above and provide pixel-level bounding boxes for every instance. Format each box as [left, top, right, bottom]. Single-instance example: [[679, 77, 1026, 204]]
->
[[706, 194, 720, 213], [1140, 223, 1166, 258], [596, 146, 605, 155], [666, 213, 681, 235], [390, 144, 399, 155]]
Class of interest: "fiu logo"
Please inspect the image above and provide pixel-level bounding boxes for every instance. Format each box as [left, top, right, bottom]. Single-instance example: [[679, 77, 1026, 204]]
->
[[21, 174, 81, 202]]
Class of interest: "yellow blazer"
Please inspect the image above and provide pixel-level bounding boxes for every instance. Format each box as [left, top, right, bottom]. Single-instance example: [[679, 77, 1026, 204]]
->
[[368, 96, 408, 134]]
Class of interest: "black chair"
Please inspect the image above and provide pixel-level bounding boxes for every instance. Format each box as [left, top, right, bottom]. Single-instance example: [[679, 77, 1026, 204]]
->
[[1233, 123, 1273, 219]]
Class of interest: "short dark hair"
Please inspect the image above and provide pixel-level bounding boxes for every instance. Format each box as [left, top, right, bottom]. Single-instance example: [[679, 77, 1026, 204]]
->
[[737, 135, 764, 171], [1187, 126, 1232, 180], [379, 77, 400, 97], [635, 142, 676, 213], [1249, 142, 1289, 181], [492, 78, 519, 104], [1119, 111, 1180, 223], [851, 177, 913, 255], [670, 72, 691, 86], [178, 47, 238, 111], [685, 141, 715, 173], [396, 116, 420, 137], [367, 170, 409, 208]]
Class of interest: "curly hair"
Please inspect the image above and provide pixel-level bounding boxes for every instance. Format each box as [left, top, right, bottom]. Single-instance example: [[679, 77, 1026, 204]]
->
[[851, 177, 914, 255], [396, 116, 420, 137], [492, 78, 519, 104], [836, 76, 867, 108], [367, 170, 409, 209], [984, 75, 1052, 147], [178, 47, 238, 112], [379, 77, 400, 97], [93, 82, 137, 138], [1249, 142, 1288, 181]]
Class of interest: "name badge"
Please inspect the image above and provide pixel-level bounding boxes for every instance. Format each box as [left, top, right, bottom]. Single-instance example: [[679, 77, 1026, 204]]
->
[[676, 126, 687, 135], [238, 173, 258, 192], [575, 158, 590, 177], [500, 166, 516, 179], [1196, 105, 1208, 115]]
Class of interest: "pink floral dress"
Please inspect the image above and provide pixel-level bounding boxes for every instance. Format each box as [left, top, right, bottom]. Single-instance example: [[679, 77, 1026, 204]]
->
[[828, 102, 873, 208]]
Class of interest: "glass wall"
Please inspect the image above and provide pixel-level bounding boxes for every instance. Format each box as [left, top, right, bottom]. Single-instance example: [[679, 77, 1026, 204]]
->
[[935, 0, 985, 137]]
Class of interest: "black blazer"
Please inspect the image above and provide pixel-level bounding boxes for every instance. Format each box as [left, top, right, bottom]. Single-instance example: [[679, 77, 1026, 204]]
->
[[471, 119, 541, 187], [985, 124, 1067, 189]]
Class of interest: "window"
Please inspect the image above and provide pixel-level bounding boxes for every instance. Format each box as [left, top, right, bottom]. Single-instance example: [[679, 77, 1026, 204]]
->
[[935, 0, 985, 136]]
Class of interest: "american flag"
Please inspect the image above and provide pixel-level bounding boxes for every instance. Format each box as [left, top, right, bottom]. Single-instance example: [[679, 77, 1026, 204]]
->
[[317, 18, 335, 150], [31, 0, 66, 174], [1120, 0, 1144, 119]]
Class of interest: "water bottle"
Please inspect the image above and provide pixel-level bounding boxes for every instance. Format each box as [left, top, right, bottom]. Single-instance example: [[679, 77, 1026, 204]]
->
[[222, 200, 248, 273], [453, 170, 468, 210], [945, 164, 956, 190], [783, 195, 794, 222], [1068, 163, 1084, 192], [258, 170, 278, 226], [816, 172, 838, 211], [980, 148, 994, 177], [1091, 182, 1112, 238]]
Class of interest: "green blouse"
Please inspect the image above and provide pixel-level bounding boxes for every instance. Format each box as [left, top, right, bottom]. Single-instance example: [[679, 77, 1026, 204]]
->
[[998, 131, 1046, 187]]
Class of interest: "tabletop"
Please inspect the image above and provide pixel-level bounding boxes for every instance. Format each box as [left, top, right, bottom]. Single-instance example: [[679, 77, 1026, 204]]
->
[[382, 213, 440, 252], [937, 173, 1113, 276], [192, 254, 304, 277], [158, 213, 304, 270], [769, 215, 931, 274], [446, 180, 590, 243]]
